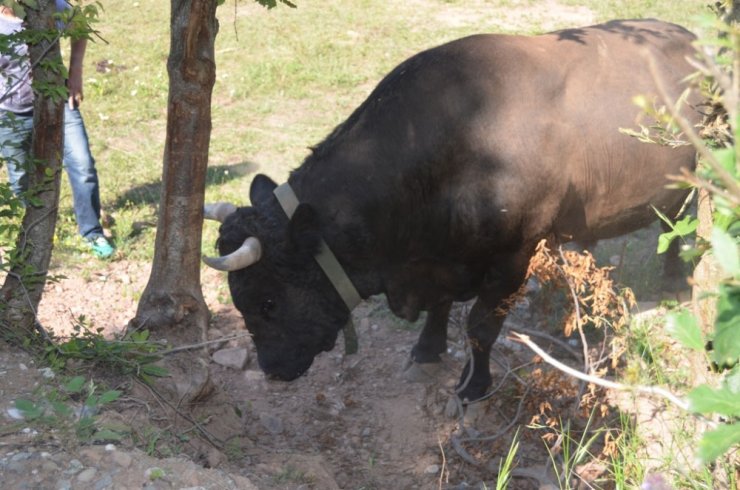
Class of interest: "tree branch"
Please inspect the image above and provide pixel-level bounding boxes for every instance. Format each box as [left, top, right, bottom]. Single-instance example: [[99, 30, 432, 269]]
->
[[509, 331, 693, 412]]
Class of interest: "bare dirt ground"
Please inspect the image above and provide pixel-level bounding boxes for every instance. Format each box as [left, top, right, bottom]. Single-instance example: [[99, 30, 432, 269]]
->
[[1, 230, 685, 490]]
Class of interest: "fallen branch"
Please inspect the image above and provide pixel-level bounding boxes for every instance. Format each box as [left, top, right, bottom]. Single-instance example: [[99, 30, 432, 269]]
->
[[509, 332, 691, 412], [160, 332, 253, 356], [133, 377, 224, 449]]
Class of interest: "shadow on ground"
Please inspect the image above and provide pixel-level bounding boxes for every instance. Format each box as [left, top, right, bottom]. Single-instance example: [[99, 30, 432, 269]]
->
[[111, 161, 257, 209]]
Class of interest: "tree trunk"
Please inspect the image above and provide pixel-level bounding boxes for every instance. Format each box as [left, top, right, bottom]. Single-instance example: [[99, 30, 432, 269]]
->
[[0, 1, 64, 342], [693, 0, 740, 332], [692, 189, 721, 333], [131, 0, 218, 343]]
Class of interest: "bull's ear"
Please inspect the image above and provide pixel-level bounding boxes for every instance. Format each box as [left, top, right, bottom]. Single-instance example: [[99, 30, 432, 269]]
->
[[289, 203, 322, 255], [250, 174, 278, 205]]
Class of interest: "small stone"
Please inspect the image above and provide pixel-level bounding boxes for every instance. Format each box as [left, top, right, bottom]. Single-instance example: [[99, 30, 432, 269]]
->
[[19, 363, 27, 371], [41, 460, 59, 472], [425, 464, 440, 474], [104, 444, 116, 452], [94, 474, 113, 490], [63, 459, 83, 476], [259, 412, 284, 435], [39, 367, 55, 379], [112, 451, 132, 468], [76, 467, 97, 482], [80, 447, 103, 464], [6, 408, 24, 420], [212, 347, 249, 370], [244, 370, 265, 382]]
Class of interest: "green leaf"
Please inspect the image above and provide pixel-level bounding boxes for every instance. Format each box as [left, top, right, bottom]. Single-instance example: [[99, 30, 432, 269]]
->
[[711, 228, 740, 277], [64, 376, 86, 393], [712, 285, 740, 367], [92, 429, 123, 442], [725, 366, 740, 394], [141, 364, 169, 378], [654, 210, 697, 254], [712, 147, 737, 176], [14, 399, 43, 419], [688, 385, 740, 417], [97, 390, 121, 405], [51, 401, 73, 417], [666, 311, 704, 351], [697, 423, 740, 463]]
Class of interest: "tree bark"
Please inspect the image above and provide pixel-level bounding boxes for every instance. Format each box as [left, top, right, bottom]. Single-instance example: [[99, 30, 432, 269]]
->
[[1, 1, 64, 341], [692, 189, 721, 333], [693, 0, 739, 332], [131, 0, 218, 342]]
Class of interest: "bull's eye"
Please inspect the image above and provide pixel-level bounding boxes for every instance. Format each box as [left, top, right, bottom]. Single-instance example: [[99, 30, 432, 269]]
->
[[260, 299, 276, 318]]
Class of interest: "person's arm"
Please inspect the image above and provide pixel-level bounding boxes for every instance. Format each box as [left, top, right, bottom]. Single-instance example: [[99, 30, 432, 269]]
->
[[67, 37, 86, 109]]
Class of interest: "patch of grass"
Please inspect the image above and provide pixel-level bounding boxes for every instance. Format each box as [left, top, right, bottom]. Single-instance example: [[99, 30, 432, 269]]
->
[[621, 312, 693, 389], [12, 374, 124, 446], [273, 465, 314, 486], [561, 0, 704, 25]]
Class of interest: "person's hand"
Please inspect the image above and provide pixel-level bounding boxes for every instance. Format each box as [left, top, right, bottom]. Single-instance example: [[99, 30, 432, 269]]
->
[[67, 71, 83, 109]]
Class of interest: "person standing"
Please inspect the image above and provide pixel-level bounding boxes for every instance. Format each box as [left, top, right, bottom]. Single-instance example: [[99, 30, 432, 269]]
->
[[0, 1, 114, 258]]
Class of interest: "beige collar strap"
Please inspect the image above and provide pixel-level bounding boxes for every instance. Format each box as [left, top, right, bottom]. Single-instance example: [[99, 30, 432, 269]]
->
[[274, 182, 361, 354]]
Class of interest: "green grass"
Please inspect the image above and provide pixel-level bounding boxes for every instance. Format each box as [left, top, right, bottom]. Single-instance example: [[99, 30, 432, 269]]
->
[[45, 0, 709, 266]]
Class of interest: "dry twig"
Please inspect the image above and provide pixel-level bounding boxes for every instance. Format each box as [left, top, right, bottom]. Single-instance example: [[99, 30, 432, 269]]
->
[[510, 332, 691, 412]]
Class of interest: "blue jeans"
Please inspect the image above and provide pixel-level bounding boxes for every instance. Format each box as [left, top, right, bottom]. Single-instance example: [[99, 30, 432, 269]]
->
[[0, 105, 104, 239]]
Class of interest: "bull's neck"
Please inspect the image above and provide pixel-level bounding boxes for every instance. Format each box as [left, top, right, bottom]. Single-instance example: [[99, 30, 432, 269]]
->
[[280, 175, 383, 301]]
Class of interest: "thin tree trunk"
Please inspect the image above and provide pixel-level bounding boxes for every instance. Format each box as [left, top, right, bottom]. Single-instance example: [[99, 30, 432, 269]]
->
[[693, 0, 739, 331], [1, 1, 64, 341], [131, 0, 218, 340]]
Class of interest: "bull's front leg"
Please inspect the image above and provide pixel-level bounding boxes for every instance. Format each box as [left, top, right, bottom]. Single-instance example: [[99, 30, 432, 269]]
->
[[457, 258, 529, 403], [403, 302, 452, 383], [456, 298, 504, 402], [411, 302, 452, 363]]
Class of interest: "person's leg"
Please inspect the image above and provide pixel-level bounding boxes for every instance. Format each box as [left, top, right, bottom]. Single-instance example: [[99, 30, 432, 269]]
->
[[63, 105, 113, 257], [63, 105, 103, 238], [0, 111, 33, 196]]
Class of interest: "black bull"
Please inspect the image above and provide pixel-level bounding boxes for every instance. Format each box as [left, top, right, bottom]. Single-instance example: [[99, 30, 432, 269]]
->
[[204, 19, 700, 402]]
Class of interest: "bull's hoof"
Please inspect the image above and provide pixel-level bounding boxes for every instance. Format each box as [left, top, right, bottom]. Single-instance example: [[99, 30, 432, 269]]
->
[[444, 393, 490, 418], [402, 359, 444, 383]]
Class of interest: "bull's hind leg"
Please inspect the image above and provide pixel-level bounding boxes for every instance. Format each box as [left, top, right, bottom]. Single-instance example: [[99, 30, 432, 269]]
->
[[404, 302, 452, 382]]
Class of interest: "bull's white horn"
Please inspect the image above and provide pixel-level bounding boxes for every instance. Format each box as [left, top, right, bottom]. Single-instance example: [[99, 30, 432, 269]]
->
[[202, 237, 262, 271], [204, 202, 237, 223]]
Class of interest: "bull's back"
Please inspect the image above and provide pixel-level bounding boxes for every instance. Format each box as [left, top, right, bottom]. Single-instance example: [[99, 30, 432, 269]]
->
[[303, 20, 699, 259], [446, 19, 699, 245]]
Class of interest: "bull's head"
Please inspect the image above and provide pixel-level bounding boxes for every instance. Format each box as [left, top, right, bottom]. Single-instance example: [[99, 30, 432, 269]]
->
[[203, 175, 350, 381]]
